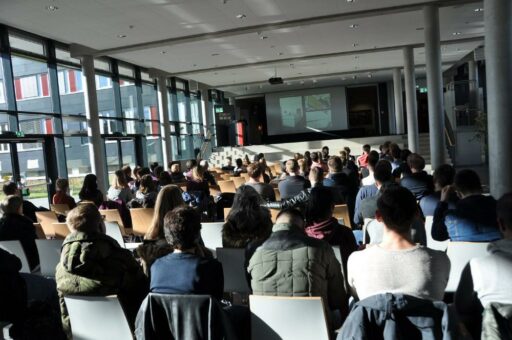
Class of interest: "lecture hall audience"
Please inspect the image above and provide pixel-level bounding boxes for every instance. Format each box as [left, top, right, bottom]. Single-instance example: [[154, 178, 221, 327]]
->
[[2, 144, 512, 339]]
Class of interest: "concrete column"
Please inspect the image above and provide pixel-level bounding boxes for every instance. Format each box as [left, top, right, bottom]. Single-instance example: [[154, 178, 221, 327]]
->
[[403, 46, 419, 152], [468, 59, 479, 109], [393, 68, 405, 134], [423, 5, 445, 169], [156, 75, 173, 167], [485, 0, 512, 197], [81, 55, 108, 192]]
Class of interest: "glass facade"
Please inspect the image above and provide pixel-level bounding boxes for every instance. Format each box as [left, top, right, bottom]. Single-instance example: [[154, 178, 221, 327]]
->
[[0, 27, 218, 205]]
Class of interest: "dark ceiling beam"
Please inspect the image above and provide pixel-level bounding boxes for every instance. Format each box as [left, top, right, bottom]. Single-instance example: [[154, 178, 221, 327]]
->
[[173, 36, 483, 76], [90, 0, 480, 57]]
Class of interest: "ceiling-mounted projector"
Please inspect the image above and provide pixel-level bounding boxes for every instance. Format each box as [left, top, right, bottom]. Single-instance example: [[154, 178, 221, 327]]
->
[[268, 77, 284, 85]]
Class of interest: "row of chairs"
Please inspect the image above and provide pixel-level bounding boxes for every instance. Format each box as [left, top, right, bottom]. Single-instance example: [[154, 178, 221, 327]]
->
[[63, 294, 329, 340]]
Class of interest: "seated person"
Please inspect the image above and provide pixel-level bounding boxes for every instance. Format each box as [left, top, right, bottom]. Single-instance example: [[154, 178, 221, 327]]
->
[[356, 144, 371, 168], [56, 204, 148, 336], [169, 163, 186, 183], [52, 178, 77, 210], [0, 195, 39, 271], [323, 156, 351, 204], [199, 160, 217, 186], [347, 186, 450, 301], [311, 151, 328, 172], [419, 164, 458, 216], [432, 169, 500, 242], [107, 169, 133, 203], [278, 159, 310, 200], [223, 185, 272, 249], [399, 153, 434, 200], [248, 208, 348, 330], [186, 165, 210, 198], [233, 158, 246, 176], [267, 167, 323, 212], [455, 192, 512, 338], [361, 151, 380, 186], [321, 146, 330, 163], [305, 186, 357, 274], [2, 181, 44, 223], [133, 174, 158, 208], [78, 174, 104, 207], [243, 163, 275, 202], [389, 143, 402, 172], [354, 161, 394, 226], [150, 206, 223, 299], [221, 157, 235, 172], [183, 160, 197, 180], [0, 248, 27, 337]]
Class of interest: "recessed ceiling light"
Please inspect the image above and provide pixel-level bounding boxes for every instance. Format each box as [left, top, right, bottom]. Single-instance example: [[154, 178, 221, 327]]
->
[[160, 51, 167, 54], [211, 53, 219, 56], [346, 0, 355, 2], [452, 32, 462, 35], [278, 52, 284, 56], [117, 34, 127, 38], [368, 73, 372, 78], [349, 24, 359, 29], [352, 75, 357, 80], [260, 36, 268, 40], [416, 27, 424, 31], [236, 14, 247, 19], [45, 5, 58, 11], [352, 43, 359, 47], [474, 8, 483, 12]]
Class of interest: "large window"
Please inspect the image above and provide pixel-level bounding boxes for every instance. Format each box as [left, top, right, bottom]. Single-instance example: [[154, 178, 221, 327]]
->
[[58, 65, 85, 115], [12, 56, 53, 113]]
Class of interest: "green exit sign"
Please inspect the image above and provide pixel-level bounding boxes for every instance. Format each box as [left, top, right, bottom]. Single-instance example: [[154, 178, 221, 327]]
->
[[419, 87, 428, 93], [16, 131, 25, 137]]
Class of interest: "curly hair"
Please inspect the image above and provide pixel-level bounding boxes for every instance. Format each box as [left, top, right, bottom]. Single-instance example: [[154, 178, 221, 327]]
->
[[163, 206, 201, 250]]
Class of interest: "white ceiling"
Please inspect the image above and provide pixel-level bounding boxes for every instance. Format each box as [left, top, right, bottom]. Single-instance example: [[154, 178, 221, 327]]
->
[[0, 0, 484, 95]]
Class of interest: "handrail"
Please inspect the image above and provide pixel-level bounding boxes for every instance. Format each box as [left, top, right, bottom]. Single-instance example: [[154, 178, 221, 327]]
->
[[444, 112, 456, 147]]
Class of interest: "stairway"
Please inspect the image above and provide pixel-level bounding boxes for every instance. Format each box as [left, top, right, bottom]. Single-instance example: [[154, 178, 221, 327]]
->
[[417, 133, 452, 171], [208, 146, 249, 168]]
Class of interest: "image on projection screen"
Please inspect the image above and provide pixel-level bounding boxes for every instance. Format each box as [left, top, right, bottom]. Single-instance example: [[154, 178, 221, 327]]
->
[[305, 94, 332, 129], [279, 96, 303, 128]]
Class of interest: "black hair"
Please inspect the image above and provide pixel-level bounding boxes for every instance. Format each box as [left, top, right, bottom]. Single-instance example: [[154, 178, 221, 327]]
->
[[454, 169, 482, 194], [2, 182, 17, 195], [185, 159, 197, 171], [159, 171, 173, 186], [306, 186, 334, 224], [374, 160, 393, 183], [78, 174, 99, 201], [139, 167, 151, 177], [235, 158, 243, 167], [362, 144, 371, 153], [163, 206, 201, 250], [311, 152, 319, 162], [226, 186, 272, 241], [390, 143, 401, 159], [367, 150, 380, 169], [433, 164, 456, 188], [407, 153, 426, 171], [377, 186, 417, 234]]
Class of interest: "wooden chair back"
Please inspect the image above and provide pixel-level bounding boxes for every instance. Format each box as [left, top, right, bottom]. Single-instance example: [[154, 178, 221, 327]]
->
[[130, 208, 155, 236], [333, 204, 352, 228]]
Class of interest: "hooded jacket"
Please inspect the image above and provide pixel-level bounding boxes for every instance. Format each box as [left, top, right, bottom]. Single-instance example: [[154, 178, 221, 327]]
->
[[305, 217, 357, 274], [56, 231, 148, 337], [248, 222, 348, 325]]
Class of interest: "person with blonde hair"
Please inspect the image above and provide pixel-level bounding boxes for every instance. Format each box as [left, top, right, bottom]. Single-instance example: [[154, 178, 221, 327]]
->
[[107, 169, 133, 203], [56, 204, 148, 336], [145, 185, 186, 240], [186, 165, 210, 197]]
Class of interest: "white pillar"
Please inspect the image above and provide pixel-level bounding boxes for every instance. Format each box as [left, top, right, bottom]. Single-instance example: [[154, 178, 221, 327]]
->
[[156, 75, 173, 166], [81, 55, 108, 192], [485, 0, 512, 197], [393, 68, 405, 134], [424, 5, 445, 169], [403, 46, 419, 152]]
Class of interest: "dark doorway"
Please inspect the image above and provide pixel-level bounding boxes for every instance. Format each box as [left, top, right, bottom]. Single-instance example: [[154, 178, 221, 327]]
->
[[346, 86, 379, 135], [235, 96, 266, 145]]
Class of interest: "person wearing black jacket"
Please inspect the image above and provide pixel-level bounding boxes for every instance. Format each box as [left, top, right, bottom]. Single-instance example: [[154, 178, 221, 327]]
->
[[0, 195, 39, 271], [0, 248, 27, 337], [267, 167, 323, 212], [400, 153, 434, 201], [2, 181, 45, 223]]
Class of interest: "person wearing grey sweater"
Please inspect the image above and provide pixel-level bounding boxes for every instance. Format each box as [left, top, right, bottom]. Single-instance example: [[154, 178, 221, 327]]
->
[[347, 186, 450, 302]]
